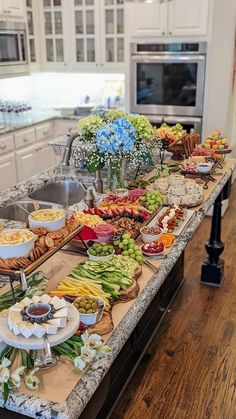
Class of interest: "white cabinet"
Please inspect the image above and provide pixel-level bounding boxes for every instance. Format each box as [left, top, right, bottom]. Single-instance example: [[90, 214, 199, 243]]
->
[[38, 0, 125, 71], [35, 140, 56, 172], [0, 152, 17, 191], [168, 0, 209, 36], [126, 0, 209, 37], [15, 145, 37, 182], [0, 0, 25, 18]]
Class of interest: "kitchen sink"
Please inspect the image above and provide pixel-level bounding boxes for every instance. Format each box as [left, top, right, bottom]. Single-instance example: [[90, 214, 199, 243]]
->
[[29, 181, 88, 207], [0, 202, 59, 223]]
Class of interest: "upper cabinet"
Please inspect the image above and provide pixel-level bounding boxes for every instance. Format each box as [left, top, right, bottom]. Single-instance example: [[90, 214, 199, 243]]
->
[[100, 0, 125, 70], [0, 0, 25, 18], [125, 0, 209, 38], [37, 0, 125, 72], [40, 0, 68, 70]]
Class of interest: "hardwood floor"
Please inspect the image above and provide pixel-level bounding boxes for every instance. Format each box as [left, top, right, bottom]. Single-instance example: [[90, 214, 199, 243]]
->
[[113, 182, 236, 419]]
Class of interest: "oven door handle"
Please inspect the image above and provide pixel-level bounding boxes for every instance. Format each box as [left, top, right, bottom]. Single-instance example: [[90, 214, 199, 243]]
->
[[131, 54, 206, 63]]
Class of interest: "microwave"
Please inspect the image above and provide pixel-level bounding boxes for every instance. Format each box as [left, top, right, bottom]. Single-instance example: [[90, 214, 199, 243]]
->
[[0, 21, 29, 77]]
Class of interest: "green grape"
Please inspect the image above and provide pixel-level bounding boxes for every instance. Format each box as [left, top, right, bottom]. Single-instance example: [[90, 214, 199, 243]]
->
[[119, 242, 124, 249], [122, 233, 130, 240], [122, 250, 129, 256]]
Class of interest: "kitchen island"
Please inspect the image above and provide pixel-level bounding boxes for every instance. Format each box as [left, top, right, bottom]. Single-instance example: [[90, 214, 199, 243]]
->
[[0, 159, 235, 419]]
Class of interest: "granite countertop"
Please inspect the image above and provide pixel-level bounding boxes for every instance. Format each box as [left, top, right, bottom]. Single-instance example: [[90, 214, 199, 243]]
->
[[0, 160, 235, 418], [0, 111, 80, 136]]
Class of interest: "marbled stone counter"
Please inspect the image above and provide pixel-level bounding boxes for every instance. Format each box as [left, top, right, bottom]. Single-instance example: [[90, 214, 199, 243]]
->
[[0, 160, 235, 419]]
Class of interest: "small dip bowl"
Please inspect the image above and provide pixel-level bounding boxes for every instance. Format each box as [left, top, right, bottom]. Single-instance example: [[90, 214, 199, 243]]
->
[[26, 303, 51, 319]]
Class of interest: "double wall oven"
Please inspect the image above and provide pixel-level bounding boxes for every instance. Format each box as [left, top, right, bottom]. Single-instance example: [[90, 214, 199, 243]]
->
[[0, 21, 28, 77], [130, 42, 207, 134]]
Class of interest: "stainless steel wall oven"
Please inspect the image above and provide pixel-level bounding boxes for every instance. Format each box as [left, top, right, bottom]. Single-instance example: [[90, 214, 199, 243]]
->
[[130, 42, 207, 134]]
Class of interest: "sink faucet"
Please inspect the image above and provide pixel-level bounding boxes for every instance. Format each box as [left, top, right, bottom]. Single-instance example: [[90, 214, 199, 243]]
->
[[61, 131, 81, 166]]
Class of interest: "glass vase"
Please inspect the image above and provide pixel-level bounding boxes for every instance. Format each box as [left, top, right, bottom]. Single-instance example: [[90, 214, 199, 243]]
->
[[107, 159, 126, 191]]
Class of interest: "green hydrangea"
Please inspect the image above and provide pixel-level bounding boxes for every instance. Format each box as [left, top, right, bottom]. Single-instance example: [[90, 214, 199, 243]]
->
[[104, 109, 127, 122], [77, 115, 104, 142], [128, 115, 154, 142]]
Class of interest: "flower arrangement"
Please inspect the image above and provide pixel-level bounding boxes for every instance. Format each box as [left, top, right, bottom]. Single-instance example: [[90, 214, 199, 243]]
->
[[0, 331, 110, 405], [74, 110, 155, 188]]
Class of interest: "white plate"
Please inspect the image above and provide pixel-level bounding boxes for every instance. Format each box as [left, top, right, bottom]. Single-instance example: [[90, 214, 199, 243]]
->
[[147, 208, 195, 236], [0, 303, 80, 350], [141, 246, 164, 257]]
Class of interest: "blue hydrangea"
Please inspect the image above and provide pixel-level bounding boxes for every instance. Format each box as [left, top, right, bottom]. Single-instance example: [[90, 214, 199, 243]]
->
[[96, 118, 137, 155]]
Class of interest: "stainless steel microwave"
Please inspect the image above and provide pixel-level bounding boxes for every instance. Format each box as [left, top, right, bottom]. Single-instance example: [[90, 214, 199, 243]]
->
[[130, 42, 207, 118], [0, 21, 29, 77]]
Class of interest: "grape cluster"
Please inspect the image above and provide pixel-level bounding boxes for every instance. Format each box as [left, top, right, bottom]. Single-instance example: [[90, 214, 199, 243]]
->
[[140, 191, 164, 212], [113, 233, 143, 264]]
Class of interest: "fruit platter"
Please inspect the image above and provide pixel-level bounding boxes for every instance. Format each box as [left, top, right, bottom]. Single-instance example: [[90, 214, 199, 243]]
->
[[147, 205, 194, 236]]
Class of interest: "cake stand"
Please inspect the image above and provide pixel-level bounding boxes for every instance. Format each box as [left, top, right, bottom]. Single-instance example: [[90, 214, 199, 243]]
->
[[0, 303, 80, 368]]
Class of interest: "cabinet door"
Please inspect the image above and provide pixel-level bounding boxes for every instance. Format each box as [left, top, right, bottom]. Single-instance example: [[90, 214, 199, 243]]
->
[[16, 146, 37, 182], [4, 0, 25, 17], [36, 141, 56, 172], [70, 0, 100, 70], [100, 0, 125, 70], [125, 0, 167, 37], [40, 0, 68, 70], [168, 0, 209, 36], [0, 152, 17, 192]]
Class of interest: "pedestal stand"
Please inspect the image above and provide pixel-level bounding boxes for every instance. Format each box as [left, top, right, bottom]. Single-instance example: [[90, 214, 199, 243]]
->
[[201, 193, 224, 287]]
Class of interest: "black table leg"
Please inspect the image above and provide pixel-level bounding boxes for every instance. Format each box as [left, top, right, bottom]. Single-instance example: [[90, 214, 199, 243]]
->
[[200, 194, 225, 287]]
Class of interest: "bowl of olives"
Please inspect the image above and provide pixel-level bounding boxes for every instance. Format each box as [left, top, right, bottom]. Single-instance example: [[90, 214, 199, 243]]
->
[[87, 243, 115, 261], [73, 296, 105, 326]]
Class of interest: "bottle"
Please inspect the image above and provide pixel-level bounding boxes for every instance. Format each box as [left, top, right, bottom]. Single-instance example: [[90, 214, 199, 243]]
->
[[84, 187, 94, 208], [93, 170, 103, 194]]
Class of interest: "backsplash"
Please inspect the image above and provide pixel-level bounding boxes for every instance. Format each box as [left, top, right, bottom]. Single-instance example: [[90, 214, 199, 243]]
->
[[0, 72, 125, 111]]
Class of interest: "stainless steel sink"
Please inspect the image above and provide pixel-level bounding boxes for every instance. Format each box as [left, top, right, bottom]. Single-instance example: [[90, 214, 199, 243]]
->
[[0, 202, 59, 223], [29, 181, 87, 207]]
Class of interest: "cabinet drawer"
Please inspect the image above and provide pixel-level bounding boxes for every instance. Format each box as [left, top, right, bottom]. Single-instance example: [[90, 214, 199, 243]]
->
[[35, 123, 53, 141], [14, 128, 35, 149], [0, 134, 14, 155]]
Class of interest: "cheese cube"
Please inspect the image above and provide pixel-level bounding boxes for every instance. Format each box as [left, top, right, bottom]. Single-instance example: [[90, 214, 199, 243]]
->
[[12, 323, 20, 336], [53, 307, 69, 319], [32, 324, 46, 339], [20, 297, 31, 307]]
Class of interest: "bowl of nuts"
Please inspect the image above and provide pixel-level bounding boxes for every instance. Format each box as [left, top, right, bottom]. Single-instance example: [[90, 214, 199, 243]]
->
[[140, 225, 163, 243], [73, 296, 105, 326]]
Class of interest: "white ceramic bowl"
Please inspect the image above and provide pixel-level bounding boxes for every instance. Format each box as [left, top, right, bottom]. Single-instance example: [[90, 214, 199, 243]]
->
[[73, 296, 105, 326], [140, 244, 164, 257], [29, 209, 65, 232], [140, 227, 162, 243], [197, 163, 213, 174], [0, 229, 35, 259], [87, 249, 115, 262]]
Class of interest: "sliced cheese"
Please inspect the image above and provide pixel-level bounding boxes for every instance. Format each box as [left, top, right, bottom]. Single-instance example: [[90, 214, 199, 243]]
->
[[31, 295, 40, 304], [32, 323, 46, 339], [47, 317, 66, 328], [40, 294, 52, 304], [42, 323, 58, 335], [9, 311, 22, 324], [20, 323, 34, 339], [50, 296, 67, 310], [53, 307, 69, 319], [12, 322, 21, 336], [20, 297, 32, 307]]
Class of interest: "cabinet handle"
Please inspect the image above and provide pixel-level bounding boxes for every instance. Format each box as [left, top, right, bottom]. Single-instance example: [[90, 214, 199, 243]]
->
[[23, 137, 28, 143], [0, 144, 6, 150], [169, 31, 172, 35], [43, 129, 49, 135], [162, 31, 166, 35], [3, 10, 7, 13]]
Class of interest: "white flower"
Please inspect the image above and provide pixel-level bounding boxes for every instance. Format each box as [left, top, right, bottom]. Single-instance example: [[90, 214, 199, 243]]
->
[[80, 345, 96, 363], [81, 330, 89, 345], [11, 366, 26, 389], [0, 368, 10, 383], [1, 358, 11, 368], [87, 334, 104, 349], [24, 368, 40, 391], [74, 356, 86, 371]]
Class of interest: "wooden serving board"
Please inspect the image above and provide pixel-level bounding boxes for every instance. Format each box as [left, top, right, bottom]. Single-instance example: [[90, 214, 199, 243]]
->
[[0, 225, 83, 279]]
